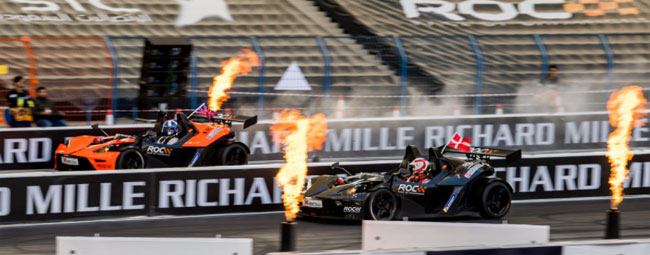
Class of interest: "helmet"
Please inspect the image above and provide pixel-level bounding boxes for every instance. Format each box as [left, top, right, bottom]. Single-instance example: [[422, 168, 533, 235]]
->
[[409, 157, 429, 175], [161, 120, 179, 136]]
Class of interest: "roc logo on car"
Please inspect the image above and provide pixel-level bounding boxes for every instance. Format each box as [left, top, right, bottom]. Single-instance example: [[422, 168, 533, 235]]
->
[[397, 184, 427, 195], [343, 206, 362, 214], [147, 146, 173, 156]]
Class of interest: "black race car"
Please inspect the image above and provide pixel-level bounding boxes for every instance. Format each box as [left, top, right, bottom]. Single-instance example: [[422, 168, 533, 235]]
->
[[299, 145, 521, 220]]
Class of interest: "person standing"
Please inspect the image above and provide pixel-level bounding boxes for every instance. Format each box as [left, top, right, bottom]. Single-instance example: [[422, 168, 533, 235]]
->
[[6, 76, 34, 127], [33, 86, 67, 127], [537, 65, 563, 112]]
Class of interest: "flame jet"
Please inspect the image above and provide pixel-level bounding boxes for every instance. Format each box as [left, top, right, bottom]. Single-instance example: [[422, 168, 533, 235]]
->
[[606, 86, 647, 209], [208, 49, 259, 112], [271, 110, 327, 221]]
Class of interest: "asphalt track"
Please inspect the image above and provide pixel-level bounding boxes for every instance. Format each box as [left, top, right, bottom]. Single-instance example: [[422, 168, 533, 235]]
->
[[0, 198, 648, 255]]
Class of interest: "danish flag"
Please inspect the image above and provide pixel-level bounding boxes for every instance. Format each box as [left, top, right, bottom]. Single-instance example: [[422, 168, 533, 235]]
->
[[448, 133, 472, 152]]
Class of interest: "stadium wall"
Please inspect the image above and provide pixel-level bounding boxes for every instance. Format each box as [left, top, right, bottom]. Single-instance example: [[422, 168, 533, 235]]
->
[[0, 153, 648, 223], [1, 112, 650, 170]]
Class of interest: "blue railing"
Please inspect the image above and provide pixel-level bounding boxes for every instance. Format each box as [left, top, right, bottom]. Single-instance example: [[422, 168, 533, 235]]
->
[[10, 33, 643, 118]]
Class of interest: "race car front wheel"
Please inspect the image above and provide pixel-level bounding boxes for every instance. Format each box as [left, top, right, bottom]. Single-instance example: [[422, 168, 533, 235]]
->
[[116, 149, 145, 169], [216, 143, 248, 165], [479, 180, 511, 219], [367, 189, 398, 221]]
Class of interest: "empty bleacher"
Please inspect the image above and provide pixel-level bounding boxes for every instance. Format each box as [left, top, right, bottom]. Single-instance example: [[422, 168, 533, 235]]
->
[[0, 0, 400, 118], [316, 0, 650, 113]]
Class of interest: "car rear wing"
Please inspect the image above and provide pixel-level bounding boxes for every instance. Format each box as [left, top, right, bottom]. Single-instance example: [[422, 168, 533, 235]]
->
[[443, 147, 521, 164], [210, 114, 258, 129]]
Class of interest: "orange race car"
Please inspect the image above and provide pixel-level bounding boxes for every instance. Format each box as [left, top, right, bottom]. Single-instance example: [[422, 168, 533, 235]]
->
[[54, 109, 256, 171]]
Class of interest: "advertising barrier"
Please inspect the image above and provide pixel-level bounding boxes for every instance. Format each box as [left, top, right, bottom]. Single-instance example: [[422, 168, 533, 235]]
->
[[2, 113, 648, 170], [0, 152, 648, 223]]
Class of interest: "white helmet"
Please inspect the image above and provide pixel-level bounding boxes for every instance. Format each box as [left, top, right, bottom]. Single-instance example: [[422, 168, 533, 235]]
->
[[409, 157, 429, 175]]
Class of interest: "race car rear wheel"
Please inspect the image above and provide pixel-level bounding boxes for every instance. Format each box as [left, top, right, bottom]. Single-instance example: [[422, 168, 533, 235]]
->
[[367, 189, 398, 221], [479, 181, 511, 219], [116, 149, 145, 169], [216, 143, 248, 165]]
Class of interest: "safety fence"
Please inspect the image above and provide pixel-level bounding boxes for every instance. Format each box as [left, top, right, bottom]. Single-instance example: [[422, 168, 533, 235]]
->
[[1, 34, 649, 121]]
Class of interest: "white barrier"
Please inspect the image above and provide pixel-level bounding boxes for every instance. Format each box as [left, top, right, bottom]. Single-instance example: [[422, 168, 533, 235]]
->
[[563, 240, 650, 255], [362, 220, 549, 250], [56, 236, 253, 255]]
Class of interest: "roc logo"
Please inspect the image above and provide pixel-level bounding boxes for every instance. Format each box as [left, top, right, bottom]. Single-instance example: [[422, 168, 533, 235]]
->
[[343, 206, 362, 214], [397, 184, 427, 195], [147, 146, 173, 156]]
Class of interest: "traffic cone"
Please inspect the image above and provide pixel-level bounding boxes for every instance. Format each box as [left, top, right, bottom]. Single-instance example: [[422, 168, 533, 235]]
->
[[393, 105, 400, 117], [496, 104, 504, 115], [335, 95, 345, 119], [105, 109, 114, 125]]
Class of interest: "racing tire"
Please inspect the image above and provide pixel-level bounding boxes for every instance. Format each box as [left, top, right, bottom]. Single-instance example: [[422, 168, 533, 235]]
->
[[479, 180, 511, 219], [216, 143, 248, 165], [115, 149, 145, 169], [366, 189, 398, 221]]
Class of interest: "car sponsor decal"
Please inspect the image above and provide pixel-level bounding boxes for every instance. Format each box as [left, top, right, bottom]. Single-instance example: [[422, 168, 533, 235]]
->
[[464, 166, 479, 178], [61, 156, 79, 166], [397, 184, 427, 195], [206, 128, 223, 139], [443, 193, 456, 213], [343, 206, 361, 214], [188, 152, 200, 167], [146, 146, 173, 156], [302, 197, 323, 208]]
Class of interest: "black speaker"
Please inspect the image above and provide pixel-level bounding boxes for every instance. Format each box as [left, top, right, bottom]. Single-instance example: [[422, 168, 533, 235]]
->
[[138, 37, 192, 119]]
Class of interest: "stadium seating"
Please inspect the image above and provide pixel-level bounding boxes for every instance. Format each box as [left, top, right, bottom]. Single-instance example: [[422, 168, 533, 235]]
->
[[0, 0, 400, 118], [316, 0, 650, 113]]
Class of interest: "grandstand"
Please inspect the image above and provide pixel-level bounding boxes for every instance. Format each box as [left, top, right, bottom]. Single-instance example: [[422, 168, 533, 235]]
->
[[0, 0, 400, 119], [1, 0, 650, 120], [316, 0, 650, 113]]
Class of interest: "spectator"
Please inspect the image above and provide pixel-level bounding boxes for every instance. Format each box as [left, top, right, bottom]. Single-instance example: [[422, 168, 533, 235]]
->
[[536, 65, 562, 112], [6, 76, 34, 127], [33, 86, 67, 127]]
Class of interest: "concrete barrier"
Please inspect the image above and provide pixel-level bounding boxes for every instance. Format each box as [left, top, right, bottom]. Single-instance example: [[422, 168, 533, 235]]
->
[[56, 236, 253, 255], [362, 220, 549, 250]]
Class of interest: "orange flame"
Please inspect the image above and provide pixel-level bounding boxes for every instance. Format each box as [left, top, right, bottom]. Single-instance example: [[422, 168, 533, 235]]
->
[[270, 110, 328, 221], [208, 49, 259, 112], [606, 86, 647, 209]]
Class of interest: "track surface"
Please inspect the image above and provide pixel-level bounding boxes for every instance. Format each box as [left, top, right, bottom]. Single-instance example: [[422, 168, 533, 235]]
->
[[0, 198, 648, 255]]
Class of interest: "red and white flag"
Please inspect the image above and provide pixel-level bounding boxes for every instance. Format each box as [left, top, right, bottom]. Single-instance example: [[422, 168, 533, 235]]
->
[[448, 133, 472, 152]]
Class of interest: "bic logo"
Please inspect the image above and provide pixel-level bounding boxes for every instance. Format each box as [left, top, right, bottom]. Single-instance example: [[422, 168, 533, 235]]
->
[[564, 0, 639, 17], [398, 184, 427, 194], [147, 146, 172, 156]]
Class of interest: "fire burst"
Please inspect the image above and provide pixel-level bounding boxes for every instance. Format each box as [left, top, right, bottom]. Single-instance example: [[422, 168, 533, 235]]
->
[[271, 110, 328, 220], [208, 49, 259, 112], [606, 86, 647, 209]]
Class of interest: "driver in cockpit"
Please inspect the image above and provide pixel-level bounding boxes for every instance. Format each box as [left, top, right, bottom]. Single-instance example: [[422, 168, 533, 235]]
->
[[157, 120, 180, 145], [406, 157, 432, 184]]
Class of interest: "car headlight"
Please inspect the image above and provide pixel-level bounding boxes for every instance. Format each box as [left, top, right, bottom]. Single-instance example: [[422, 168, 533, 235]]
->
[[93, 146, 110, 153]]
